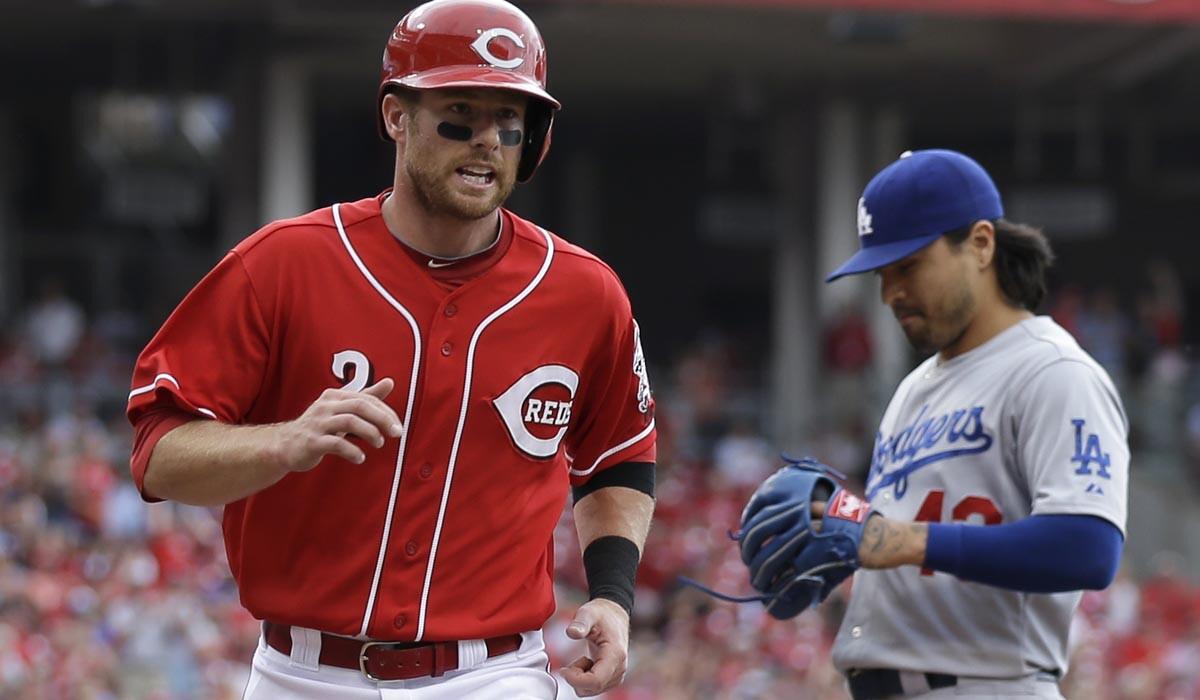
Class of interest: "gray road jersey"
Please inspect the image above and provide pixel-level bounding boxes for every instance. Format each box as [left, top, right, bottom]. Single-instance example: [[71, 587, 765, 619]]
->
[[832, 316, 1128, 678]]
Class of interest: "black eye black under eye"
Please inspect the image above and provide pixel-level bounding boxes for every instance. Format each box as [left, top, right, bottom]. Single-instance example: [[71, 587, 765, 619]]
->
[[436, 121, 523, 146]]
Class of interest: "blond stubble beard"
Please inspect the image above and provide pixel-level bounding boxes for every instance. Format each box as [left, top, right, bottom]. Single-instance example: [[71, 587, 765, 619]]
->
[[403, 118, 517, 221]]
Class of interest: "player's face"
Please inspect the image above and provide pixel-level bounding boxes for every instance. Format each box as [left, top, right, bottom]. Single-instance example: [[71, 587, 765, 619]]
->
[[877, 237, 977, 355], [400, 89, 526, 220]]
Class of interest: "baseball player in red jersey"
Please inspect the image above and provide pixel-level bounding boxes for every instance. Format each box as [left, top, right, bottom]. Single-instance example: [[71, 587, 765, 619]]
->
[[124, 1, 656, 697]]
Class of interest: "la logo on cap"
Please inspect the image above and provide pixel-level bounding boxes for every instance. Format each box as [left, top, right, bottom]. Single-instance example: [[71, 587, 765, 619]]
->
[[826, 149, 1004, 282], [857, 197, 874, 237]]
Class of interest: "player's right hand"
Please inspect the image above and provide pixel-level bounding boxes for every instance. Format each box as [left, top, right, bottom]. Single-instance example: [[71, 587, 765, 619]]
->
[[561, 598, 630, 696], [271, 378, 404, 473]]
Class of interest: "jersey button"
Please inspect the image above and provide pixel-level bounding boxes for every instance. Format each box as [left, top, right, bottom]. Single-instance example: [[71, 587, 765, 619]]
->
[[393, 614, 407, 630], [850, 625, 863, 638], [444, 304, 457, 317], [419, 463, 433, 479], [441, 342, 453, 356], [405, 540, 418, 556]]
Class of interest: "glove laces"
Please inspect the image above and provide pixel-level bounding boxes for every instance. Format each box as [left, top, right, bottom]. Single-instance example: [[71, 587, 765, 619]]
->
[[677, 572, 826, 614], [674, 453, 847, 612]]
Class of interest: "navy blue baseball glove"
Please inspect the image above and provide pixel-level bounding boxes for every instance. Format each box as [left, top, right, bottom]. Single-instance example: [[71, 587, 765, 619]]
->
[[739, 456, 874, 618], [680, 456, 875, 620]]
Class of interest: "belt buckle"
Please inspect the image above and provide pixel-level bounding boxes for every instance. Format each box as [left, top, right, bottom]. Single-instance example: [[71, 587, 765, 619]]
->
[[359, 641, 386, 682], [359, 640, 443, 682], [359, 640, 414, 682]]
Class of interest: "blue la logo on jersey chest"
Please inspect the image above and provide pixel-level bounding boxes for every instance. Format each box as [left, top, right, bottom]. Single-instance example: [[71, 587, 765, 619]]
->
[[868, 404, 994, 500]]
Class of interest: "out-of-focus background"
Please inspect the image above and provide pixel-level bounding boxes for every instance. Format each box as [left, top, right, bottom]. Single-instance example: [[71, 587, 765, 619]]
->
[[1, 0, 1198, 698]]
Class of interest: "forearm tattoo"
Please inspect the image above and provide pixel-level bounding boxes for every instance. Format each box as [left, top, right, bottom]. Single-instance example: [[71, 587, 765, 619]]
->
[[859, 515, 926, 569]]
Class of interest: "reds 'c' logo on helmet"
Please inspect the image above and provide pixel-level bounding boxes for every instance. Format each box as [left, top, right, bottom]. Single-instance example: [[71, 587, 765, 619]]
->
[[376, 0, 560, 182], [470, 27, 526, 69], [492, 365, 579, 459]]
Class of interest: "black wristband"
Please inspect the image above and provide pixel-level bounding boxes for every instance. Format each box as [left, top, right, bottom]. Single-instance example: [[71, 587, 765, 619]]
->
[[582, 535, 640, 616]]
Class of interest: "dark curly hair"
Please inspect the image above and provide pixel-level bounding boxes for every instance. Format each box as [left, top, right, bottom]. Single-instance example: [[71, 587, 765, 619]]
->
[[946, 219, 1055, 310]]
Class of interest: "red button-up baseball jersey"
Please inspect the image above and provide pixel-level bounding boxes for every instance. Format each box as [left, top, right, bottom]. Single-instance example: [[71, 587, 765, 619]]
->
[[126, 194, 656, 641]]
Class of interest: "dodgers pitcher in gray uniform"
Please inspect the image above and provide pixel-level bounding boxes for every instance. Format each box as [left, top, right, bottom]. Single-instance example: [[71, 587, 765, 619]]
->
[[820, 149, 1129, 699], [693, 148, 1129, 700]]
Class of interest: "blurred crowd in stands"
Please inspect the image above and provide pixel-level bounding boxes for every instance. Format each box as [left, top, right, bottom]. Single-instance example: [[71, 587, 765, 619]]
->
[[0, 261, 1197, 699]]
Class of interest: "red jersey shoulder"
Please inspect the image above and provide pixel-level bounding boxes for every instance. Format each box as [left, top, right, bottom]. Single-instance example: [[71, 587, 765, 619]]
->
[[233, 206, 330, 258], [505, 209, 632, 316], [232, 196, 381, 263]]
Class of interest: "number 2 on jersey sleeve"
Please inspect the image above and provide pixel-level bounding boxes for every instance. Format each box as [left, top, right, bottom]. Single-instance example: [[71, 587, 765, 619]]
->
[[913, 490, 1002, 576]]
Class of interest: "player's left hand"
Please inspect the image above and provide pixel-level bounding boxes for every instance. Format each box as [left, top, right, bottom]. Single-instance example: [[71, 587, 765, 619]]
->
[[560, 598, 629, 696]]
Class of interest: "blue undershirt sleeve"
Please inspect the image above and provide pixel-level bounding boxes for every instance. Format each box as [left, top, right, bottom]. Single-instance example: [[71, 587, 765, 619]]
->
[[923, 514, 1123, 593]]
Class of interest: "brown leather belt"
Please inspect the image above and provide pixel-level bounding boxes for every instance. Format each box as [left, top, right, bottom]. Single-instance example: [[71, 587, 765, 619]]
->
[[263, 622, 523, 681]]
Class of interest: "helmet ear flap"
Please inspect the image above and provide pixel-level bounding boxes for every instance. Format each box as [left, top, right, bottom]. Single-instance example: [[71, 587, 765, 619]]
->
[[517, 100, 554, 183]]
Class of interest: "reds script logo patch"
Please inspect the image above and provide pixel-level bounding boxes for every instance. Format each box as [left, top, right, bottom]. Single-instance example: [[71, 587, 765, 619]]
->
[[493, 365, 579, 459]]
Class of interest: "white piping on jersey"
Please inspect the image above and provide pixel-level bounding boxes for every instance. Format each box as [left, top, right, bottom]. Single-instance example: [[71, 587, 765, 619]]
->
[[128, 373, 181, 400], [415, 225, 556, 642], [332, 203, 425, 639], [568, 418, 656, 478], [127, 373, 218, 419]]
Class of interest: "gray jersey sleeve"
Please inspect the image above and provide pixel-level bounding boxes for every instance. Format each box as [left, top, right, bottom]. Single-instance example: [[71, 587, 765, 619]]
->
[[1014, 358, 1129, 533]]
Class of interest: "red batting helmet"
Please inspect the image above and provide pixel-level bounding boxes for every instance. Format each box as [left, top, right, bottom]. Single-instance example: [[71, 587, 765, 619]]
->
[[378, 0, 560, 182]]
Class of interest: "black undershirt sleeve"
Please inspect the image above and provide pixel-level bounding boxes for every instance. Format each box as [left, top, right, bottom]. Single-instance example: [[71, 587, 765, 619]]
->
[[571, 461, 655, 504]]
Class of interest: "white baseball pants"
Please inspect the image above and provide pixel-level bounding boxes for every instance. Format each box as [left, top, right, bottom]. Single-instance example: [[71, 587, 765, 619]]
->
[[241, 630, 558, 699]]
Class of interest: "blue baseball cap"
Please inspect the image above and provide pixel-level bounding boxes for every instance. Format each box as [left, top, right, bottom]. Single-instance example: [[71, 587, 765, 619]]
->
[[825, 149, 1003, 282]]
